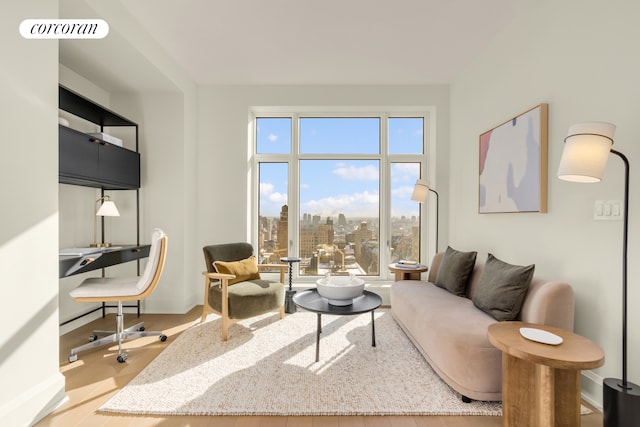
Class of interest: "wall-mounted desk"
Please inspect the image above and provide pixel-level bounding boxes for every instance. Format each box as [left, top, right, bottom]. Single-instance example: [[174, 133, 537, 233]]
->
[[59, 244, 150, 278], [59, 244, 150, 326]]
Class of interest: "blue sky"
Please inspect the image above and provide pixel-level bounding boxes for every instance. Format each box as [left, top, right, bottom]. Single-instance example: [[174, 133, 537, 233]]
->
[[257, 117, 423, 218]]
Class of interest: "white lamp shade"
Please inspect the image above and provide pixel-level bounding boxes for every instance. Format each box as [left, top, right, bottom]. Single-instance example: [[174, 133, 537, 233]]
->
[[96, 200, 120, 217], [411, 179, 430, 203], [557, 122, 616, 183]]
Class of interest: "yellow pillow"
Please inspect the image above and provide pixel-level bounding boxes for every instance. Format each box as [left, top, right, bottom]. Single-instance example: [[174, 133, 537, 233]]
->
[[213, 256, 261, 285]]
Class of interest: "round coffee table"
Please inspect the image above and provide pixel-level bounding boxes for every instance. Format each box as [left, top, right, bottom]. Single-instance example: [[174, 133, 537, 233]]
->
[[293, 289, 382, 362]]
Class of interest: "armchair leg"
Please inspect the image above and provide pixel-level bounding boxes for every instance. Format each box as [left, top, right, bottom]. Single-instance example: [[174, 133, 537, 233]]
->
[[201, 305, 210, 323], [221, 316, 230, 341], [279, 305, 285, 319]]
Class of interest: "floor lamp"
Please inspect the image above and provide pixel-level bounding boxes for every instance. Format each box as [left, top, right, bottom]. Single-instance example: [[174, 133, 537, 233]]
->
[[411, 179, 439, 253], [557, 122, 640, 426]]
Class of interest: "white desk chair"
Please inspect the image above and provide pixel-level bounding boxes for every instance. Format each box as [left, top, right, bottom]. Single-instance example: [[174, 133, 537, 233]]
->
[[68, 228, 168, 363]]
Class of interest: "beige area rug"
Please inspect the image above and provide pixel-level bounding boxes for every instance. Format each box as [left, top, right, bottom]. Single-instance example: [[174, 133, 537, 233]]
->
[[99, 310, 575, 416]]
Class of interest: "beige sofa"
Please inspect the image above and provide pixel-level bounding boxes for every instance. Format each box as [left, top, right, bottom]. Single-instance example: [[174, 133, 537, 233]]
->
[[390, 252, 574, 402]]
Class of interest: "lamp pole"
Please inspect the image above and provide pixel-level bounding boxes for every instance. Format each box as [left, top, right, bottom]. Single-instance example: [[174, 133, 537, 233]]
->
[[603, 149, 640, 427], [429, 188, 439, 253], [611, 150, 629, 390]]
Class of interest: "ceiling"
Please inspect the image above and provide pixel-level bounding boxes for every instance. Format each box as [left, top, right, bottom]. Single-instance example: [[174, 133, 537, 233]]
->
[[61, 0, 521, 89]]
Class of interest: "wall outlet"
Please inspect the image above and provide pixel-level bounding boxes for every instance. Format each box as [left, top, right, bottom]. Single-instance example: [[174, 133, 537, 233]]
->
[[594, 200, 623, 221]]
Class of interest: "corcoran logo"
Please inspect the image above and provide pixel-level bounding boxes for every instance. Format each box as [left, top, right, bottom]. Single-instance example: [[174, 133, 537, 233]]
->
[[19, 19, 109, 39]]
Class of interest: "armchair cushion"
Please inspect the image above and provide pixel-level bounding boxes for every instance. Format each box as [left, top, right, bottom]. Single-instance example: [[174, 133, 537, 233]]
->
[[208, 279, 284, 320], [213, 256, 261, 285]]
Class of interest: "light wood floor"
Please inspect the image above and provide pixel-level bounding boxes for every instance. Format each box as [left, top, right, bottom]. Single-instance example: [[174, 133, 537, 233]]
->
[[36, 306, 603, 427]]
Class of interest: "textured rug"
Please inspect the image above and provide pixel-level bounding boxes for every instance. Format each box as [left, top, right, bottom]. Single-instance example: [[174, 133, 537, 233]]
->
[[101, 310, 514, 416]]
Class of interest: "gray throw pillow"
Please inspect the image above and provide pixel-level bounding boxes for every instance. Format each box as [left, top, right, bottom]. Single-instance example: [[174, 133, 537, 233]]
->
[[472, 253, 535, 321], [435, 246, 477, 297]]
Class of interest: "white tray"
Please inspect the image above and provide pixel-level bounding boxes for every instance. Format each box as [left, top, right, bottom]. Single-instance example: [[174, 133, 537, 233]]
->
[[519, 327, 563, 345]]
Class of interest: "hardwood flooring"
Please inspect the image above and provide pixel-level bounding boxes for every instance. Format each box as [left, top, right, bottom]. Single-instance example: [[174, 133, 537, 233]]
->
[[36, 306, 603, 427]]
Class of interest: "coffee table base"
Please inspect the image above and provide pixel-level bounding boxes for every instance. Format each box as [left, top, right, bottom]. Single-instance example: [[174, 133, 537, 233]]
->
[[314, 310, 376, 362]]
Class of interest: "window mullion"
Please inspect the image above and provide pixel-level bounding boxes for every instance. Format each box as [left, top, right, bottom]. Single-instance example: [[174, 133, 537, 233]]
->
[[290, 114, 300, 274]]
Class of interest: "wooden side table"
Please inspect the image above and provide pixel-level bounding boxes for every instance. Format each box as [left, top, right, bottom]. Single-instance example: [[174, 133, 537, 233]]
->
[[388, 263, 428, 281], [488, 322, 604, 427]]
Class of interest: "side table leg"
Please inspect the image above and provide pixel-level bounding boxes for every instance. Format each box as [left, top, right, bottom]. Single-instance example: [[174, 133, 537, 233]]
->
[[371, 310, 376, 347], [315, 313, 321, 362], [535, 364, 555, 426]]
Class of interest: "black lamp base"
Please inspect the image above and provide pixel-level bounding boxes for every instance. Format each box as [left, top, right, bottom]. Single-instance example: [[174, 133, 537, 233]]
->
[[603, 377, 640, 427]]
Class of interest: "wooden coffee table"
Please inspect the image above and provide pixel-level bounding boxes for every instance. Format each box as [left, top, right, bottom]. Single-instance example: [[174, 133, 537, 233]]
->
[[488, 321, 604, 427], [293, 289, 382, 363]]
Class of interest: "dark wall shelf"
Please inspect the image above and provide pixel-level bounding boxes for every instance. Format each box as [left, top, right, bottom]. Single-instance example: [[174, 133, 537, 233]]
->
[[59, 85, 136, 127]]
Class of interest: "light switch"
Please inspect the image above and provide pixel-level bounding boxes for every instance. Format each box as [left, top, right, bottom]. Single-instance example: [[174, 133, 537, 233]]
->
[[594, 200, 623, 221]]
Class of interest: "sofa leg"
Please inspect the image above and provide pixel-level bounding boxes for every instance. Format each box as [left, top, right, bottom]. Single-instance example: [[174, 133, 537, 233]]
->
[[461, 395, 472, 403]]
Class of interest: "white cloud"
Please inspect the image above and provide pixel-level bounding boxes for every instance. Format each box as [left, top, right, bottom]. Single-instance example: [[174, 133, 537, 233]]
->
[[260, 182, 287, 203], [392, 185, 416, 199], [332, 164, 378, 181], [301, 190, 379, 217], [391, 163, 420, 183], [260, 182, 274, 196], [268, 133, 278, 142]]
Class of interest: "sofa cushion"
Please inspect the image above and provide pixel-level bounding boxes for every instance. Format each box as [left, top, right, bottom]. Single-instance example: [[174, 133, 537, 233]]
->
[[214, 256, 261, 285], [435, 246, 477, 296], [472, 254, 535, 321]]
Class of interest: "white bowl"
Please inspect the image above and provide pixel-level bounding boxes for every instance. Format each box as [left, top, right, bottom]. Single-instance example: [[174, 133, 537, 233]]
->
[[316, 276, 365, 306]]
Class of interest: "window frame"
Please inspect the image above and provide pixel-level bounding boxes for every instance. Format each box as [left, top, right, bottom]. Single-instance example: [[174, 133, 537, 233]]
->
[[250, 106, 437, 283]]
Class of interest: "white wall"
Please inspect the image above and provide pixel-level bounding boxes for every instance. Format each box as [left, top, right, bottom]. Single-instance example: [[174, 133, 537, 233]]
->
[[196, 84, 450, 267], [0, 1, 66, 426], [449, 0, 640, 407]]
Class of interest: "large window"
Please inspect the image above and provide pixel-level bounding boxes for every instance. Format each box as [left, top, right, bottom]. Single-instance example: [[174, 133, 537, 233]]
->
[[254, 112, 431, 280]]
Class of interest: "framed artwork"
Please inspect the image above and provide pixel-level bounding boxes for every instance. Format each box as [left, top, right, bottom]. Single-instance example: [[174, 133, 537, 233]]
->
[[479, 103, 548, 213]]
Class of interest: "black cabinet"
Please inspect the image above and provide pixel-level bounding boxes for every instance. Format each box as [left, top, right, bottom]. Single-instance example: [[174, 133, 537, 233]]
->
[[59, 125, 140, 189], [58, 85, 140, 189]]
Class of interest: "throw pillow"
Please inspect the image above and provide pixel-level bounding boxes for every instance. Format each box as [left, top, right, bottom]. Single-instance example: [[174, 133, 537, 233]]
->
[[434, 246, 477, 296], [472, 253, 535, 321], [213, 256, 261, 285]]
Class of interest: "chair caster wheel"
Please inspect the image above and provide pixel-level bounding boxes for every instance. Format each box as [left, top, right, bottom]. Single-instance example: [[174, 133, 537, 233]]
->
[[160, 334, 167, 342], [69, 354, 78, 363], [461, 395, 472, 403], [138, 326, 145, 331], [117, 354, 127, 363], [88, 335, 98, 342]]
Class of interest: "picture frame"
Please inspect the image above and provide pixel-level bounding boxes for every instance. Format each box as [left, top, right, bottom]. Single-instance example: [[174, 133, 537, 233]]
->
[[478, 103, 548, 213]]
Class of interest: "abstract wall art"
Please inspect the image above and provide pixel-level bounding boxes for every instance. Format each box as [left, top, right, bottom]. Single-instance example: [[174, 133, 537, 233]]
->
[[479, 104, 548, 213]]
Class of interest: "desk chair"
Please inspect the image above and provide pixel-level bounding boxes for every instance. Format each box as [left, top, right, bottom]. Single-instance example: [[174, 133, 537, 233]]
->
[[202, 242, 287, 340], [68, 228, 168, 363]]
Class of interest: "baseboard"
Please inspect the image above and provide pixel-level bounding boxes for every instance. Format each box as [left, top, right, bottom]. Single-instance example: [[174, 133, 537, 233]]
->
[[581, 370, 603, 411], [0, 372, 66, 427]]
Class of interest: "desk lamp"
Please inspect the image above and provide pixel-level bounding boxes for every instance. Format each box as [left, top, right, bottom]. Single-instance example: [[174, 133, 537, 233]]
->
[[91, 195, 119, 248], [411, 179, 439, 253], [557, 122, 640, 427]]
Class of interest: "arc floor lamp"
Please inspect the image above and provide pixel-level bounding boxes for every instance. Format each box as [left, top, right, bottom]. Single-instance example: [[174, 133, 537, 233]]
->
[[411, 179, 439, 253], [557, 122, 640, 426]]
